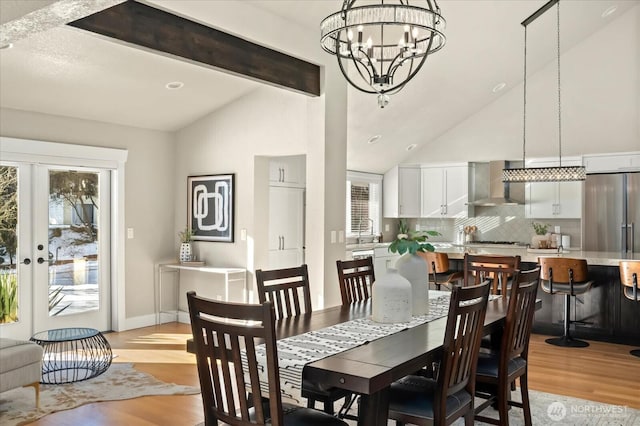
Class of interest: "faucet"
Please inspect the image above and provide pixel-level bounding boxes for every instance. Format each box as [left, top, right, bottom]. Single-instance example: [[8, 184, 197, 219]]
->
[[357, 218, 374, 244]]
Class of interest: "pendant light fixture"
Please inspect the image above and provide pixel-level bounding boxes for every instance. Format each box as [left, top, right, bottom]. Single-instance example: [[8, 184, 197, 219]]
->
[[503, 0, 586, 183], [320, 0, 446, 108]]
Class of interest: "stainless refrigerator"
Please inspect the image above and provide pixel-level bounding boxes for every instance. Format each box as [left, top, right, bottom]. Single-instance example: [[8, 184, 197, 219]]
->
[[583, 172, 639, 253]]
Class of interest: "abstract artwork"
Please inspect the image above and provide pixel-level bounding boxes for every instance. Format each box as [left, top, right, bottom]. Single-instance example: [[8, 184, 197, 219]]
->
[[187, 174, 234, 242]]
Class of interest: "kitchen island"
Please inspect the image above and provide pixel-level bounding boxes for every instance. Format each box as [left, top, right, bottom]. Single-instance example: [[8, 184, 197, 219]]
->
[[347, 242, 639, 345], [436, 244, 639, 346]]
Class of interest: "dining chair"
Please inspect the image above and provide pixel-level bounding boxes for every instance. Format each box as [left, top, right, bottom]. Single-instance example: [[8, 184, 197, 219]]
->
[[538, 257, 594, 348], [474, 268, 541, 426], [463, 253, 520, 296], [255, 264, 353, 417], [336, 258, 375, 306], [386, 281, 491, 426], [618, 260, 640, 357], [418, 251, 464, 291], [186, 291, 348, 426], [255, 265, 312, 319]]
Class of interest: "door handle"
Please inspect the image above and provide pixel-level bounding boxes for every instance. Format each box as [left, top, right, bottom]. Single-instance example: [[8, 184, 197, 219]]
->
[[37, 257, 46, 264], [21, 258, 31, 265]]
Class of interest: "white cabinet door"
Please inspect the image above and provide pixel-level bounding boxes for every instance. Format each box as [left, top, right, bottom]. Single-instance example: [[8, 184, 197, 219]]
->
[[268, 186, 304, 269], [269, 156, 305, 186], [525, 158, 583, 219], [421, 167, 444, 218], [421, 164, 468, 218], [398, 167, 421, 217], [383, 166, 420, 218], [444, 166, 469, 218]]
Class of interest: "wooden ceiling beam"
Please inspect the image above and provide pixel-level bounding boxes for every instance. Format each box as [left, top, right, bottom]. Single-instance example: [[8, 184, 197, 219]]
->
[[68, 1, 320, 96]]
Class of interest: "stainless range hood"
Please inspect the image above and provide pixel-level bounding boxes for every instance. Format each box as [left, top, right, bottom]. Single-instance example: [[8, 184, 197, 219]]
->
[[469, 161, 524, 206]]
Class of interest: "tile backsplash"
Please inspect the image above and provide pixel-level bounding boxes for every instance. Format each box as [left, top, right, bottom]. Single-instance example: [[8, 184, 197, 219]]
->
[[398, 205, 581, 248]]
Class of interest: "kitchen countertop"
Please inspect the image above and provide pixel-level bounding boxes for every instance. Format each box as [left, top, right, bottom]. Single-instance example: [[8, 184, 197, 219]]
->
[[347, 242, 640, 266]]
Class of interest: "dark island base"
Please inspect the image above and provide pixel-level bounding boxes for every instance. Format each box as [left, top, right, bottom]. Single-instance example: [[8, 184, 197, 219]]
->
[[450, 260, 640, 347]]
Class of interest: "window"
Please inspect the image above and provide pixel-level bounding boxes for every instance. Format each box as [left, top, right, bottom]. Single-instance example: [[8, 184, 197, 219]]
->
[[346, 171, 382, 237]]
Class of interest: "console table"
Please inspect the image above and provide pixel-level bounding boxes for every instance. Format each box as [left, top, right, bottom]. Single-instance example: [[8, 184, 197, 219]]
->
[[155, 262, 247, 324]]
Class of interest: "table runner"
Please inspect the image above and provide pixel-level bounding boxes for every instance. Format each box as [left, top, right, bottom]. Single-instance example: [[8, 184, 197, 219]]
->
[[242, 293, 452, 403]]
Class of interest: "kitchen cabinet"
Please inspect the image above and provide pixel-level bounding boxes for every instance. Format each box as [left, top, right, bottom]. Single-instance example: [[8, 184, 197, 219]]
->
[[583, 152, 640, 173], [525, 157, 582, 219], [373, 246, 401, 277], [383, 165, 421, 218], [268, 186, 304, 269], [421, 164, 469, 218], [269, 155, 305, 187]]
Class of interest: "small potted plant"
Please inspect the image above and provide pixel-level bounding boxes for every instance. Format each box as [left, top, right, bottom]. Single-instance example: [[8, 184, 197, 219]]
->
[[178, 227, 195, 262], [531, 222, 550, 249]]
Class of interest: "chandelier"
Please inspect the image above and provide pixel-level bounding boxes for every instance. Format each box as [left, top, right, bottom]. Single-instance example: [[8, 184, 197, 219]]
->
[[320, 0, 446, 108], [503, 0, 586, 183]]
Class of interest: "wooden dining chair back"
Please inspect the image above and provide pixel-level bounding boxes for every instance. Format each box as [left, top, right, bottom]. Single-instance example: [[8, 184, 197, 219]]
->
[[538, 257, 593, 347], [255, 265, 312, 320], [387, 281, 491, 426], [619, 260, 640, 302], [618, 260, 640, 357], [187, 291, 348, 426], [475, 268, 541, 426], [418, 251, 464, 290], [463, 253, 520, 296], [336, 258, 375, 306]]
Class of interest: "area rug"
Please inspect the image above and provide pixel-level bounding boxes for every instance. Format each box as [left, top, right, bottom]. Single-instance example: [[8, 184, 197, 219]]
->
[[0, 363, 200, 426], [194, 389, 640, 425]]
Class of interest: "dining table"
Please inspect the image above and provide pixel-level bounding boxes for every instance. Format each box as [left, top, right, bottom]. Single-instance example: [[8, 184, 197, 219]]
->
[[187, 291, 541, 426], [268, 291, 541, 426]]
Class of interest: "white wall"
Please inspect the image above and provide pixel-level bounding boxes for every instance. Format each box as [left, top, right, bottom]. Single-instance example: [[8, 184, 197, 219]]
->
[[0, 108, 175, 327], [410, 5, 640, 164]]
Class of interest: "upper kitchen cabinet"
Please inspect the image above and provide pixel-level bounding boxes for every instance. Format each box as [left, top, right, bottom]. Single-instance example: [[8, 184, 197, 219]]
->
[[583, 152, 640, 173], [421, 164, 469, 218], [269, 155, 305, 187], [525, 157, 583, 219], [383, 165, 421, 218]]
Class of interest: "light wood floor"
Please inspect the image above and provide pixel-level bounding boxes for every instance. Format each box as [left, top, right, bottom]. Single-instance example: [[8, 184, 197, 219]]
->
[[26, 323, 640, 425]]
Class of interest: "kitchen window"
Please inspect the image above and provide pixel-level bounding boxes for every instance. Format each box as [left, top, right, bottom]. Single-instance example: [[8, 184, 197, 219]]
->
[[346, 171, 382, 237]]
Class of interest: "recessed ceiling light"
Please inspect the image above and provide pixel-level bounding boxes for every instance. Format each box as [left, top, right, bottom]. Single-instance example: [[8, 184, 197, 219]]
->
[[406, 144, 417, 151], [492, 82, 506, 93], [367, 135, 382, 144], [165, 81, 184, 90], [0, 43, 13, 50], [601, 5, 617, 18]]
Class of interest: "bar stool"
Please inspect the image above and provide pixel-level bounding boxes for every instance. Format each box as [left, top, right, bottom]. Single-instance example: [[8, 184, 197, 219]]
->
[[619, 260, 640, 358], [418, 252, 463, 290], [539, 257, 594, 348]]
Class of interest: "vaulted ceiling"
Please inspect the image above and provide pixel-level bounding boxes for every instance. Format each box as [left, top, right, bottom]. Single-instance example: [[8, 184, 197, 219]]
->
[[1, 0, 637, 173]]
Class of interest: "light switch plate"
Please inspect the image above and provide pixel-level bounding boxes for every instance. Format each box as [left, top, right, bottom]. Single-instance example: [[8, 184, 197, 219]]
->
[[385, 224, 390, 232], [338, 230, 344, 243], [127, 228, 134, 239], [240, 228, 247, 241], [331, 230, 337, 244]]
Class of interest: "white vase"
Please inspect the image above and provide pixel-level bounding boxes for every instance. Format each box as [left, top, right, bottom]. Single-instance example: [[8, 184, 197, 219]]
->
[[179, 242, 192, 262], [372, 268, 412, 324], [396, 253, 430, 316]]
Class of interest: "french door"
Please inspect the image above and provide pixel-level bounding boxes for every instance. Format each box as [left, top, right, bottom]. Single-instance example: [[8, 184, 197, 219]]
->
[[0, 162, 111, 338]]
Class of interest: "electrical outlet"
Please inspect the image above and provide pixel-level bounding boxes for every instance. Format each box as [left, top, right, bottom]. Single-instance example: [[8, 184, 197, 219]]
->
[[338, 230, 344, 243], [127, 228, 134, 239], [385, 224, 390, 232], [415, 224, 420, 231], [331, 230, 337, 244], [240, 228, 247, 241]]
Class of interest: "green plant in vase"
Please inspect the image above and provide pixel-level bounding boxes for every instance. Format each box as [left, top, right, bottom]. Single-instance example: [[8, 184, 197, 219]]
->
[[532, 222, 550, 236], [388, 218, 439, 255], [178, 227, 195, 262]]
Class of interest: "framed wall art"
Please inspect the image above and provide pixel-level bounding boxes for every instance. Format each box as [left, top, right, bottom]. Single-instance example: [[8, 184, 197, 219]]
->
[[187, 174, 234, 242]]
